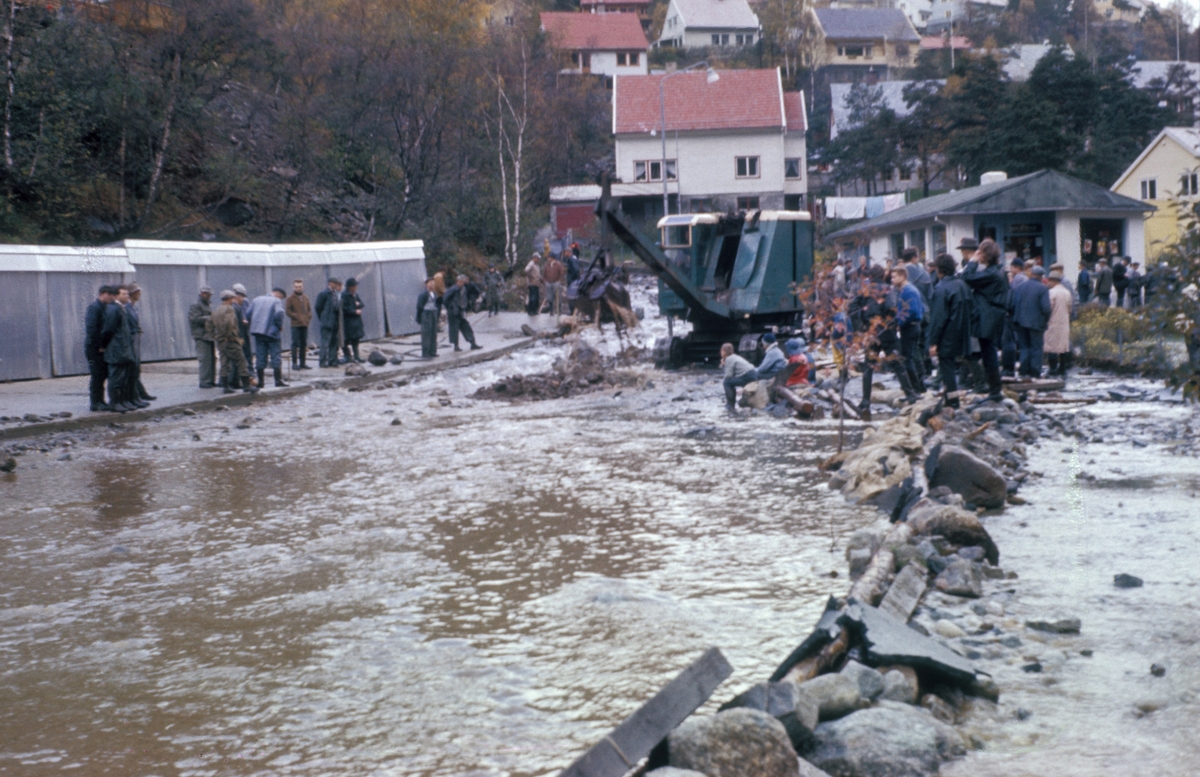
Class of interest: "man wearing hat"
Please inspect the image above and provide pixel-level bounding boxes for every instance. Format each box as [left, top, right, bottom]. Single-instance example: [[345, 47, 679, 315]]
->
[[188, 286, 216, 388], [315, 277, 343, 366], [1001, 256, 1027, 378], [1093, 258, 1113, 306], [1008, 265, 1051, 378], [1044, 270, 1072, 377], [212, 290, 257, 394], [85, 285, 116, 411], [232, 283, 254, 377], [784, 338, 813, 386], [755, 332, 787, 379], [956, 236, 979, 266], [247, 287, 289, 388], [125, 281, 155, 404], [341, 277, 365, 362], [960, 238, 1009, 402]]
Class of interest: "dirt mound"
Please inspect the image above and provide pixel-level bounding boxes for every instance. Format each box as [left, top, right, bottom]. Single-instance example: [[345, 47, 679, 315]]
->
[[474, 342, 649, 402]]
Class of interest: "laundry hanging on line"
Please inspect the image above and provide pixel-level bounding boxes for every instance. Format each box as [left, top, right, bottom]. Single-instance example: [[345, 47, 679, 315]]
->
[[825, 194, 906, 221]]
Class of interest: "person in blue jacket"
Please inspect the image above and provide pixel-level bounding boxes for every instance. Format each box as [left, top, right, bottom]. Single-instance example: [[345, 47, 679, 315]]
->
[[1008, 265, 1052, 378]]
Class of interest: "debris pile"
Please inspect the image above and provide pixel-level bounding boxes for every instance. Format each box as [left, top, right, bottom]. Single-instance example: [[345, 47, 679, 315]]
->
[[473, 341, 650, 402]]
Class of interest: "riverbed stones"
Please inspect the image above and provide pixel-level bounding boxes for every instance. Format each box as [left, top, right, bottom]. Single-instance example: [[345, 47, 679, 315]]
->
[[798, 673, 865, 721], [1026, 617, 1081, 634], [927, 446, 1008, 509], [0, 456, 15, 473], [718, 680, 819, 751], [879, 669, 919, 704], [668, 708, 799, 777], [840, 661, 885, 701], [920, 694, 956, 724], [933, 619, 966, 639], [367, 350, 388, 366], [934, 558, 983, 598], [905, 501, 999, 565], [807, 703, 965, 777], [344, 362, 369, 377], [1114, 573, 1144, 588]]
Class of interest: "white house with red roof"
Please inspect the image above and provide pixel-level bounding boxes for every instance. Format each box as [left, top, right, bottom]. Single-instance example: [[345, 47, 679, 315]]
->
[[612, 68, 807, 217], [540, 12, 649, 80], [657, 0, 760, 49]]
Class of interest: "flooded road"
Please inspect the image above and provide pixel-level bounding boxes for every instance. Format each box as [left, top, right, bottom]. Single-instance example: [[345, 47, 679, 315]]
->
[[0, 339, 875, 777]]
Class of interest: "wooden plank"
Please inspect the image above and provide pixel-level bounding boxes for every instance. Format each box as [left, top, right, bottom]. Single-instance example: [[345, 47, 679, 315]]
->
[[1001, 378, 1066, 392], [878, 562, 927, 624], [558, 647, 734, 777]]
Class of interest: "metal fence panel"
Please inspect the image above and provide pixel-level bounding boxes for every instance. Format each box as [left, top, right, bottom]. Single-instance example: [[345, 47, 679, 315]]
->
[[0, 272, 50, 381], [46, 273, 125, 376], [330, 263, 386, 340], [126, 264, 203, 362], [380, 259, 427, 336], [205, 265, 267, 301]]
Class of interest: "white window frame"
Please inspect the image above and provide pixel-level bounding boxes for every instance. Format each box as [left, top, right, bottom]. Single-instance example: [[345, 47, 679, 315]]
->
[[1141, 178, 1157, 199], [635, 159, 678, 182], [735, 156, 760, 179], [1182, 171, 1199, 196], [785, 158, 802, 179], [736, 196, 760, 210]]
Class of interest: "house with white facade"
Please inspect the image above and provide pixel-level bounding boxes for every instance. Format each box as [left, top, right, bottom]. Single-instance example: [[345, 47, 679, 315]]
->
[[541, 12, 649, 81], [657, 0, 760, 50], [612, 68, 806, 219], [926, 0, 1006, 32], [825, 169, 1153, 281]]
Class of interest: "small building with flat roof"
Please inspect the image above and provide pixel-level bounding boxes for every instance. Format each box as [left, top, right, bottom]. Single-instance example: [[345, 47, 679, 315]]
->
[[825, 169, 1153, 282]]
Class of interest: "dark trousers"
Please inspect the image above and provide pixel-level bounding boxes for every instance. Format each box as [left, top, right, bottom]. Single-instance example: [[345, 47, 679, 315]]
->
[[242, 336, 254, 372], [487, 293, 500, 315], [526, 286, 540, 316], [448, 314, 476, 348], [220, 340, 250, 381], [255, 335, 283, 371], [108, 361, 133, 405], [975, 336, 1003, 397], [898, 322, 925, 390], [421, 309, 438, 357], [1097, 293, 1110, 307], [1115, 288, 1126, 308], [1001, 319, 1018, 375], [1046, 352, 1069, 376], [723, 371, 757, 406], [343, 339, 361, 361], [195, 339, 215, 386], [87, 355, 108, 406], [319, 327, 339, 366], [290, 326, 308, 366], [939, 355, 960, 402], [1013, 325, 1044, 377]]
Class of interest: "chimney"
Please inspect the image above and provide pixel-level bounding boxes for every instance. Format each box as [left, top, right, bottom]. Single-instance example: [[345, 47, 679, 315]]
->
[[980, 171, 1008, 185]]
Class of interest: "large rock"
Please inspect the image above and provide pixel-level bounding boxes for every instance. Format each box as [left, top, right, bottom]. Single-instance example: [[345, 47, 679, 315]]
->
[[928, 445, 1007, 509], [934, 557, 983, 598], [879, 669, 919, 704], [839, 661, 885, 701], [719, 680, 819, 751], [797, 673, 864, 721], [808, 703, 966, 777], [367, 349, 388, 366], [905, 500, 999, 565], [739, 381, 770, 409], [344, 362, 369, 376], [669, 708, 799, 777]]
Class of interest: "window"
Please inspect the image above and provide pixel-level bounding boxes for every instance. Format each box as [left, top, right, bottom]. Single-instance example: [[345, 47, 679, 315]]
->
[[1141, 179, 1157, 199], [785, 158, 802, 179], [711, 33, 729, 45], [909, 229, 926, 259], [837, 45, 871, 58], [1182, 172, 1199, 196], [617, 52, 626, 65], [662, 225, 691, 248], [932, 224, 947, 254], [629, 52, 639, 65], [735, 33, 753, 45], [634, 159, 677, 182], [890, 233, 905, 260], [735, 156, 760, 178], [736, 197, 760, 210], [712, 33, 720, 45], [899, 167, 912, 181]]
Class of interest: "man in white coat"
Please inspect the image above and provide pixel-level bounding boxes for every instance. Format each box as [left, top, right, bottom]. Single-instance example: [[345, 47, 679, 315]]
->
[[1044, 270, 1073, 377]]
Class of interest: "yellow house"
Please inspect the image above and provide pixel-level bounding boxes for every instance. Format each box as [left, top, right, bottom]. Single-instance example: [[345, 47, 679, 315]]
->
[[1111, 127, 1200, 260], [813, 8, 920, 84]]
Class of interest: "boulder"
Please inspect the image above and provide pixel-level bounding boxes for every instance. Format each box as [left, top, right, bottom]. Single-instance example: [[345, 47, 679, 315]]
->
[[839, 661, 885, 701], [344, 362, 369, 377], [1026, 617, 1081, 634], [928, 445, 1007, 509], [739, 381, 770, 410], [932, 619, 965, 639], [879, 669, 919, 704], [719, 680, 819, 752], [905, 501, 999, 565], [0, 457, 15, 473], [389, 355, 404, 365], [669, 708, 799, 777], [920, 694, 956, 724], [367, 350, 388, 366], [799, 758, 836, 777], [797, 673, 863, 721], [934, 558, 983, 598], [1114, 574, 1143, 588], [808, 703, 965, 777]]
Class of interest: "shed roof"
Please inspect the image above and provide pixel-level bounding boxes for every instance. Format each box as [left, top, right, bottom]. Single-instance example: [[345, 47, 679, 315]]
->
[[541, 12, 649, 51], [120, 240, 425, 267], [614, 68, 785, 133], [814, 8, 919, 42], [0, 245, 134, 273], [783, 91, 808, 132], [827, 169, 1153, 241]]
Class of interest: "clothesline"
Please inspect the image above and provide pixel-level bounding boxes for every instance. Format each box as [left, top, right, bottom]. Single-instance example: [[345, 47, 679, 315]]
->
[[824, 193, 906, 220]]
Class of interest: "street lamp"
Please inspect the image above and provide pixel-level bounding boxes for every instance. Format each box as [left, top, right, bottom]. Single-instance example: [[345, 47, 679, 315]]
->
[[658, 61, 719, 217]]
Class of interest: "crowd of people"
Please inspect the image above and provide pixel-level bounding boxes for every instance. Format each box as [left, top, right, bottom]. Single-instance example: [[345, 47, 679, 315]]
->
[[1076, 255, 1176, 308], [523, 244, 583, 317], [84, 283, 156, 413], [720, 237, 1119, 412]]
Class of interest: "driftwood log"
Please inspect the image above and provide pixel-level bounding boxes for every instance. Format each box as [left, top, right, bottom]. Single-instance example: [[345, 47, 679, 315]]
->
[[775, 385, 814, 417]]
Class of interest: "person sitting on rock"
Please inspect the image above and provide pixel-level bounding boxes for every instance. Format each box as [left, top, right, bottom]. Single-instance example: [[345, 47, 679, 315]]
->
[[720, 342, 757, 410], [784, 338, 813, 386], [755, 332, 786, 379]]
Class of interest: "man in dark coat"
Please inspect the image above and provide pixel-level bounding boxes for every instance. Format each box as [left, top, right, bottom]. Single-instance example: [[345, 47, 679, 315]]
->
[[484, 265, 504, 316], [927, 254, 972, 408], [341, 277, 365, 362], [126, 282, 155, 404], [960, 238, 1009, 403], [1009, 266, 1052, 377], [101, 285, 138, 412], [416, 278, 443, 358], [1077, 265, 1092, 304], [1093, 259, 1113, 306], [443, 274, 482, 352], [314, 277, 342, 367], [1001, 257, 1026, 377], [1112, 258, 1129, 307], [188, 286, 216, 387], [85, 285, 115, 411]]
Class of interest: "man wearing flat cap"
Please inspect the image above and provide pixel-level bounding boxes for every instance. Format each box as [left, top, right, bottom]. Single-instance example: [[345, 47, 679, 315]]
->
[[188, 286, 216, 388], [1008, 265, 1051, 378]]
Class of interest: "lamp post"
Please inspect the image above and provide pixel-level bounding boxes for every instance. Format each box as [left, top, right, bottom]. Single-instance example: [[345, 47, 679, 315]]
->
[[658, 62, 719, 217]]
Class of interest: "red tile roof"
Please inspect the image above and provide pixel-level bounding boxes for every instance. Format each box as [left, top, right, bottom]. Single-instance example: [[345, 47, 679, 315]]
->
[[783, 91, 807, 132], [581, 0, 651, 6], [614, 69, 787, 133], [540, 12, 649, 52]]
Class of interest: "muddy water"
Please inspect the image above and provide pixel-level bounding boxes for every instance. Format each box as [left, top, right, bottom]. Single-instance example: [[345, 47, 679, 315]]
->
[[0, 341, 874, 777]]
